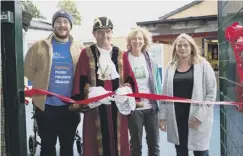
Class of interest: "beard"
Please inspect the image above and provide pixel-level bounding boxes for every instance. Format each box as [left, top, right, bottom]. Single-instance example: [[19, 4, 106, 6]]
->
[[54, 30, 70, 39]]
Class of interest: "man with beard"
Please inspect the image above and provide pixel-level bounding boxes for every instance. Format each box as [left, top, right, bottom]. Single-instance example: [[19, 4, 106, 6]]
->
[[69, 16, 135, 156], [24, 10, 83, 156]]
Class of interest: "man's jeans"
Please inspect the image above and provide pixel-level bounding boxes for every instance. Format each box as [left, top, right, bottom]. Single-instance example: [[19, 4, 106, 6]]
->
[[128, 109, 160, 156], [35, 105, 80, 156]]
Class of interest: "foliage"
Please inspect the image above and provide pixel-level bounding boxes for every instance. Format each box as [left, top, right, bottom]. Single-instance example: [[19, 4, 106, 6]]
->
[[22, 0, 45, 19], [57, 0, 81, 25]]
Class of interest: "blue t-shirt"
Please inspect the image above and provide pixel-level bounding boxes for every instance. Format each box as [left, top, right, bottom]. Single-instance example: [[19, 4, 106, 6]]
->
[[45, 39, 73, 106]]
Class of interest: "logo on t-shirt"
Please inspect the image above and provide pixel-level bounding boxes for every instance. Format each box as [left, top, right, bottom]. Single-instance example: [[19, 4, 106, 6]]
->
[[53, 52, 65, 59], [53, 63, 72, 86], [133, 65, 146, 79]]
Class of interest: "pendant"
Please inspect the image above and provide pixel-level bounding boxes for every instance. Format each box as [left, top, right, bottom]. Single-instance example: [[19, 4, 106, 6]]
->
[[102, 74, 105, 79]]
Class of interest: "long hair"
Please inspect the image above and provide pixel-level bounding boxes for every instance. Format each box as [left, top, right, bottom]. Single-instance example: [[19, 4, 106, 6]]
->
[[171, 33, 203, 65]]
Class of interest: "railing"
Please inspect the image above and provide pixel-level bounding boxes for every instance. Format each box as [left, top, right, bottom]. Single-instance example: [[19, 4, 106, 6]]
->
[[218, 1, 243, 156]]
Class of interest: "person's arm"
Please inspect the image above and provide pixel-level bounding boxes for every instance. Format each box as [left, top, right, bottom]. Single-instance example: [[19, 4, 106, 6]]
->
[[72, 48, 90, 99], [194, 61, 217, 122], [24, 42, 39, 81], [159, 67, 169, 120], [122, 52, 142, 106], [159, 67, 169, 132], [122, 52, 135, 92], [70, 48, 91, 111]]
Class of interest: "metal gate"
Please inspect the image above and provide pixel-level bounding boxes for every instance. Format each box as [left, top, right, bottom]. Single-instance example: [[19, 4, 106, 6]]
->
[[218, 1, 243, 156], [1, 1, 27, 156]]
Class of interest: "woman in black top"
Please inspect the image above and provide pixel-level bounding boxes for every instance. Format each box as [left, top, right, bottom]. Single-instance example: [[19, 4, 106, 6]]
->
[[159, 33, 217, 156]]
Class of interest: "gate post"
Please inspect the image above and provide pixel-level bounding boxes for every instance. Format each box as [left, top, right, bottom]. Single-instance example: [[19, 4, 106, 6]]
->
[[1, 1, 27, 156]]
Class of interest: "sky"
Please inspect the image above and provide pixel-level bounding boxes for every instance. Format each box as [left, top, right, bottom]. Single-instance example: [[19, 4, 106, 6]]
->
[[33, 0, 194, 40]]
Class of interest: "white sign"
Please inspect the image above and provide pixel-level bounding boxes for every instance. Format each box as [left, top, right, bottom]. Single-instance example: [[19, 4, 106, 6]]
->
[[1, 14, 7, 20]]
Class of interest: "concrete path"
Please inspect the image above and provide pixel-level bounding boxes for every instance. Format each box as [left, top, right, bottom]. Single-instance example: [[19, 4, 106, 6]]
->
[[25, 104, 220, 156]]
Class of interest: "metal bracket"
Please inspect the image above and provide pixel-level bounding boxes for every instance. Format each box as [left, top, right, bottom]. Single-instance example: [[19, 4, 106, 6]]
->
[[18, 90, 25, 104], [1, 11, 14, 23]]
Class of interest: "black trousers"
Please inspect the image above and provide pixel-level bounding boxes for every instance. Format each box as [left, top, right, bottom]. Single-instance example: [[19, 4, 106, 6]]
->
[[175, 144, 209, 156], [128, 109, 160, 156], [35, 105, 80, 156], [175, 103, 209, 156]]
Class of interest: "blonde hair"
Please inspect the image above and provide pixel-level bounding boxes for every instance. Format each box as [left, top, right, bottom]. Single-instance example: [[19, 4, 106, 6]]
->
[[126, 26, 152, 52], [171, 33, 203, 64]]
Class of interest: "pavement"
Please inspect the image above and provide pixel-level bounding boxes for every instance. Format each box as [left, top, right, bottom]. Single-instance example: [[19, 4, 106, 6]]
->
[[25, 103, 220, 156]]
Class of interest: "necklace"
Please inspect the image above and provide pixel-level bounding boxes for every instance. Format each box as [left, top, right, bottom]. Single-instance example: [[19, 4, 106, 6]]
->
[[95, 46, 113, 79]]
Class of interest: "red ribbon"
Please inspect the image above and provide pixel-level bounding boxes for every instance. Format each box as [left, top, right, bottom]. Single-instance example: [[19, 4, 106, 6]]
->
[[225, 22, 243, 111], [225, 22, 243, 84], [225, 22, 243, 42], [24, 88, 242, 107], [25, 88, 75, 103]]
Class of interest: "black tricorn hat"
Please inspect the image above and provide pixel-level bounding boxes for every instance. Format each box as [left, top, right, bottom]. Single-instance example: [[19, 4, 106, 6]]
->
[[93, 16, 113, 31]]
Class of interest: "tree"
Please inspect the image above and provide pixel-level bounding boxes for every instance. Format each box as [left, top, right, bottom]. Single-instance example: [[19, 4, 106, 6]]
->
[[57, 0, 81, 25], [22, 0, 45, 19]]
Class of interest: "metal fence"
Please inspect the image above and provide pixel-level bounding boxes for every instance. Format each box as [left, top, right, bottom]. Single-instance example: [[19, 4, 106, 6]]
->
[[218, 1, 243, 156]]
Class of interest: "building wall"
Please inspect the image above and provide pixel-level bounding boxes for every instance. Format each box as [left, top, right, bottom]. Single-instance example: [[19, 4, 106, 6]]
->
[[167, 0, 217, 19], [111, 37, 127, 51], [218, 1, 243, 156], [148, 43, 163, 66], [25, 29, 53, 45], [162, 44, 172, 70]]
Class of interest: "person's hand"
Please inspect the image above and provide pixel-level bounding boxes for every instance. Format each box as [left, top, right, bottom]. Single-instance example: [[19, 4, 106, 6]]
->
[[136, 102, 144, 108], [88, 86, 113, 105], [88, 102, 102, 109], [69, 103, 89, 112], [69, 103, 81, 111], [159, 119, 167, 132], [99, 96, 114, 105], [115, 86, 135, 115], [238, 107, 243, 112], [189, 117, 202, 129], [237, 103, 243, 112], [122, 83, 131, 88]]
